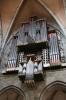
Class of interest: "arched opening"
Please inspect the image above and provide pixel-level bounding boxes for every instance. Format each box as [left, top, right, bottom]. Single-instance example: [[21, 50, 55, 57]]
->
[[40, 81, 66, 100], [0, 85, 26, 100]]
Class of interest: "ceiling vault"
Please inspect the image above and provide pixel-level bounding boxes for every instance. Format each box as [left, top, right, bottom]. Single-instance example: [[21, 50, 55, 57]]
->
[[1, 0, 66, 53], [2, 0, 24, 51]]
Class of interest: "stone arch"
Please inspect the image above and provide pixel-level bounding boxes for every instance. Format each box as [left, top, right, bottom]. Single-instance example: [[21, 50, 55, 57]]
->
[[40, 81, 66, 100], [0, 85, 26, 100]]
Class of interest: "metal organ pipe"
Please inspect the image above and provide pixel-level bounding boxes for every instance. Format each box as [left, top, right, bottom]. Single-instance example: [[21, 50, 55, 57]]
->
[[7, 36, 17, 70], [24, 23, 29, 44], [30, 21, 36, 41], [17, 25, 24, 45], [26, 58, 34, 79], [41, 20, 47, 42], [34, 62, 38, 73], [38, 61, 42, 71], [19, 64, 23, 72], [49, 32, 60, 65], [36, 21, 41, 42]]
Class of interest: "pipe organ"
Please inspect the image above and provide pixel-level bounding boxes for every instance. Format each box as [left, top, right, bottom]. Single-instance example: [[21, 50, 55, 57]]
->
[[3, 17, 66, 83]]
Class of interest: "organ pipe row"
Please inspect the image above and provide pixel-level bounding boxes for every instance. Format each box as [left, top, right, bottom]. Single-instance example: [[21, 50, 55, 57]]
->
[[17, 19, 48, 45]]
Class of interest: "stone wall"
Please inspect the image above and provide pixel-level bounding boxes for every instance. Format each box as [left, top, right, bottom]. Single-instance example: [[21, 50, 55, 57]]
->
[[0, 68, 66, 100]]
